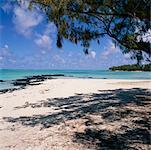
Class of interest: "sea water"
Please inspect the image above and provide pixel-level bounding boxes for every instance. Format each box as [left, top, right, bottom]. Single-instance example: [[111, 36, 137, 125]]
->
[[0, 69, 150, 90]]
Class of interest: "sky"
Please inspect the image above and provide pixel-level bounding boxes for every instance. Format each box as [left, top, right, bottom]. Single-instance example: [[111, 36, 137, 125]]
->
[[0, 0, 135, 70]]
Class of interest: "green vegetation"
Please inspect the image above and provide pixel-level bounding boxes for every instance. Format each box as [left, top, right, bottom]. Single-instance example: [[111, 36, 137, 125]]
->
[[109, 64, 151, 71], [30, 0, 151, 62]]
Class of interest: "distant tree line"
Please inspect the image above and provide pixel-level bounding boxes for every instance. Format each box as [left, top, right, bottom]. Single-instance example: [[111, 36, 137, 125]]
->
[[109, 64, 151, 71]]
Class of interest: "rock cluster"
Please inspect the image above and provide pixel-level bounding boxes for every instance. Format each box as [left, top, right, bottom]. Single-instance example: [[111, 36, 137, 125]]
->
[[0, 74, 64, 94]]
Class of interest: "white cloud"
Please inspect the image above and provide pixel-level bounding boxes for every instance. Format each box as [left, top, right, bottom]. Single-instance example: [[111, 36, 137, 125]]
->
[[89, 51, 96, 59], [8, 59, 16, 64], [101, 42, 119, 59], [0, 44, 11, 62], [13, 1, 43, 36], [44, 23, 56, 35], [4, 44, 9, 49], [35, 34, 52, 50], [68, 52, 73, 57], [0, 45, 17, 67], [0, 56, 3, 60], [53, 55, 65, 64], [141, 29, 151, 43], [136, 25, 151, 43], [124, 53, 131, 59], [34, 23, 56, 51]]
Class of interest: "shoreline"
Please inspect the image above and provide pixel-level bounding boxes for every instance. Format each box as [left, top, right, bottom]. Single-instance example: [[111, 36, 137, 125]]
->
[[0, 74, 151, 94]]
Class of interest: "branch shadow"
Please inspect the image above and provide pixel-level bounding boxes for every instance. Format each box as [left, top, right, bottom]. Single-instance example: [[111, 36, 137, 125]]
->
[[3, 88, 151, 149], [74, 127, 150, 150]]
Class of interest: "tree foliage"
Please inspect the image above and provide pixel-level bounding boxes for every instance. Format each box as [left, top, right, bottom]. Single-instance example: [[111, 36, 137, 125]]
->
[[30, 0, 151, 62]]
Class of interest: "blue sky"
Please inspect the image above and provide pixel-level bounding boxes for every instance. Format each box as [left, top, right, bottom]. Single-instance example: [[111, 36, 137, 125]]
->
[[0, 0, 134, 69]]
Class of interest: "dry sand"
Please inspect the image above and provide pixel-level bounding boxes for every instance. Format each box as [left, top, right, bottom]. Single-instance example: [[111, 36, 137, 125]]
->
[[0, 79, 150, 150]]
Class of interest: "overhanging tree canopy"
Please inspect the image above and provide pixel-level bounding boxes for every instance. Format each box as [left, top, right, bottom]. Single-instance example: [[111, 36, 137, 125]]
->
[[30, 0, 151, 62]]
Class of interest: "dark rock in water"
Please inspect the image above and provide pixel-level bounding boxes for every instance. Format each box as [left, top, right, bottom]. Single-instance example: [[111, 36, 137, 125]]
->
[[51, 74, 64, 77], [0, 74, 65, 94], [68, 75, 74, 77], [13, 81, 29, 86], [12, 75, 49, 87], [0, 89, 9, 94], [0, 80, 5, 82], [0, 88, 17, 94]]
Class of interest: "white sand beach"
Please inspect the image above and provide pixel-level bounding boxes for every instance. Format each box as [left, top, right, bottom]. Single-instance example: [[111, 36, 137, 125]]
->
[[0, 79, 150, 150]]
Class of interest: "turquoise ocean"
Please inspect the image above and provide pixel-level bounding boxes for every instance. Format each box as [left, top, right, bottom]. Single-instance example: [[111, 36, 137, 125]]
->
[[0, 69, 150, 90]]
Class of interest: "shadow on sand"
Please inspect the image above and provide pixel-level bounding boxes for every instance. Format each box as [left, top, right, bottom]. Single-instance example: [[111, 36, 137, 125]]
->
[[3, 88, 151, 149]]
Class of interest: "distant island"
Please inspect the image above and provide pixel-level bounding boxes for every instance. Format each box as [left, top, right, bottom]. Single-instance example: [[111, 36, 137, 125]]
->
[[109, 64, 151, 71]]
